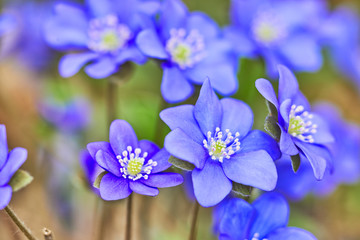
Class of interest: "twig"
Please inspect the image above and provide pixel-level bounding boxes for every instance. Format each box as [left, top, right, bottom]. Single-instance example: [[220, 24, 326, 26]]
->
[[43, 228, 54, 240]]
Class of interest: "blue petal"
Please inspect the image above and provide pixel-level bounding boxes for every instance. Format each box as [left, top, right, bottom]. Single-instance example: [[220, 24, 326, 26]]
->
[[194, 78, 222, 135], [59, 52, 99, 78], [0, 185, 12, 210], [222, 151, 277, 191], [84, 56, 118, 79], [159, 0, 187, 39], [278, 65, 299, 104], [223, 27, 257, 57], [262, 49, 282, 79], [310, 114, 335, 144], [0, 148, 27, 186], [150, 148, 172, 173], [192, 160, 232, 207], [137, 0, 161, 16], [95, 150, 121, 177], [250, 193, 289, 239], [279, 125, 299, 156], [230, 0, 264, 28], [279, 99, 292, 124], [255, 79, 279, 109], [164, 128, 207, 169], [160, 105, 204, 144], [295, 141, 329, 180], [0, 125, 8, 170], [293, 92, 311, 111], [240, 130, 281, 161], [138, 140, 159, 159], [279, 34, 323, 73], [217, 198, 255, 239], [100, 173, 132, 200], [109, 120, 138, 156], [136, 29, 168, 59], [141, 172, 183, 188], [86, 0, 111, 18], [186, 12, 219, 39], [87, 141, 113, 160], [220, 98, 253, 139], [267, 227, 317, 240], [186, 63, 238, 96], [129, 181, 159, 196]]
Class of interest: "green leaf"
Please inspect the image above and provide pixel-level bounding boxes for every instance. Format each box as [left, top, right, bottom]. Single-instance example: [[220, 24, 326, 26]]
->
[[264, 115, 281, 141], [290, 154, 301, 173], [93, 171, 108, 189], [168, 156, 195, 171], [9, 170, 33, 192], [231, 182, 252, 198], [265, 100, 278, 120]]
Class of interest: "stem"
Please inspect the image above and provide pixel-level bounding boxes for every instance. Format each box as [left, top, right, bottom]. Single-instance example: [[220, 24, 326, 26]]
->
[[106, 80, 117, 124], [154, 97, 169, 145], [189, 202, 200, 240], [43, 228, 54, 240], [4, 206, 40, 240], [125, 194, 133, 240]]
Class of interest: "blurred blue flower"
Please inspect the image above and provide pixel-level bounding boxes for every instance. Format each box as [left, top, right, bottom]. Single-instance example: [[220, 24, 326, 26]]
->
[[275, 103, 360, 201], [227, 0, 325, 78], [0, 13, 16, 37], [87, 120, 183, 200], [213, 193, 317, 240], [38, 97, 92, 134], [44, 0, 160, 79], [136, 0, 238, 103], [1, 2, 54, 71], [161, 79, 280, 207], [256, 65, 334, 180], [79, 149, 102, 195], [0, 124, 28, 209], [320, 6, 360, 90]]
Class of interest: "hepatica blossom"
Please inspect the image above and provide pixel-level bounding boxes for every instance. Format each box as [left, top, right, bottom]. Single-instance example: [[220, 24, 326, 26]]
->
[[213, 193, 317, 240], [0, 124, 28, 209], [161, 79, 280, 207], [80, 150, 103, 195], [227, 0, 324, 78], [87, 120, 183, 200], [136, 0, 237, 103], [276, 103, 360, 201], [44, 0, 160, 79], [256, 65, 334, 180]]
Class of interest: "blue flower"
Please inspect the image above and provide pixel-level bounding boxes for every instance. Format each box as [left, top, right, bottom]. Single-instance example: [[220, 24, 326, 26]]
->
[[213, 193, 317, 240], [87, 120, 183, 200], [80, 150, 103, 195], [44, 0, 160, 79], [226, 0, 325, 78], [256, 65, 334, 180], [275, 103, 360, 201], [136, 0, 238, 103], [38, 97, 92, 133], [161, 78, 280, 207], [0, 13, 16, 37], [0, 124, 28, 209]]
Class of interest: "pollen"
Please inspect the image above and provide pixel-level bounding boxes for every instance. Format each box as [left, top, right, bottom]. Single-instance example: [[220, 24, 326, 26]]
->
[[288, 104, 317, 143]]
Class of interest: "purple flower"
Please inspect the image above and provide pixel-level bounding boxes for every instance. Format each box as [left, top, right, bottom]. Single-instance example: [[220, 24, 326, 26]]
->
[[256, 65, 334, 180], [80, 150, 103, 195], [275, 103, 360, 201], [226, 0, 325, 78], [136, 0, 238, 103], [0, 124, 28, 209], [87, 120, 183, 200], [38, 97, 91, 133], [213, 193, 317, 240], [44, 0, 160, 79], [160, 79, 280, 207]]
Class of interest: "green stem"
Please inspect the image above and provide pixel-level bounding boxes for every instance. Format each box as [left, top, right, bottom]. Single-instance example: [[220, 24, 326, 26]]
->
[[189, 202, 200, 240], [4, 206, 40, 240], [125, 194, 133, 240]]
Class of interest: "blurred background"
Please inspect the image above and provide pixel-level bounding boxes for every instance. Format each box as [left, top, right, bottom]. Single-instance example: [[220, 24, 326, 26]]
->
[[0, 0, 360, 239]]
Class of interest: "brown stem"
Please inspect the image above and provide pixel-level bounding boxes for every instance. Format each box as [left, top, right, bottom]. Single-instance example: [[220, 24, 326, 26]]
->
[[4, 206, 40, 240], [189, 202, 200, 240], [125, 194, 133, 240]]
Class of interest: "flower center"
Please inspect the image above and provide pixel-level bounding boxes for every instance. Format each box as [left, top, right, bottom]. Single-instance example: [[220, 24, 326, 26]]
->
[[88, 15, 131, 54], [288, 105, 317, 143], [117, 146, 157, 181], [166, 28, 206, 69], [251, 10, 287, 45], [203, 127, 241, 162]]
